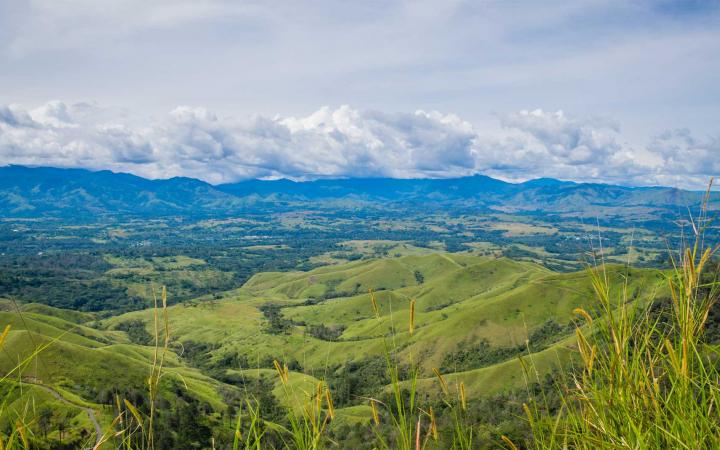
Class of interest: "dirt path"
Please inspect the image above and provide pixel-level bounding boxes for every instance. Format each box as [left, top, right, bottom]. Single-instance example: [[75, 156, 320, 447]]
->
[[23, 380, 102, 448], [439, 252, 463, 268]]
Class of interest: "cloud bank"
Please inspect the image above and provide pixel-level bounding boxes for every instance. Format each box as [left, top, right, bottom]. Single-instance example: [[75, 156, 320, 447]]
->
[[0, 101, 717, 189]]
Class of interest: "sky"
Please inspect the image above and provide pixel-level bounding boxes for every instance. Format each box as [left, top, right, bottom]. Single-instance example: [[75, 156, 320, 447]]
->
[[0, 0, 718, 188]]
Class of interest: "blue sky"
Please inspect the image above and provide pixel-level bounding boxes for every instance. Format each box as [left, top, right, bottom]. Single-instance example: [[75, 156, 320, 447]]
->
[[0, 0, 718, 187]]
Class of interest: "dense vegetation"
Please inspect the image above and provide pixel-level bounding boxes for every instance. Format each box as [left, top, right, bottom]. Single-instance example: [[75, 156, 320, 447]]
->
[[2, 245, 701, 448], [440, 320, 574, 373], [0, 185, 694, 315]]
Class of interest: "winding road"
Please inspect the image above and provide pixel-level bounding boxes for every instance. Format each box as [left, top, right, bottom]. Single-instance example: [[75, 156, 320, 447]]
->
[[22, 380, 102, 448]]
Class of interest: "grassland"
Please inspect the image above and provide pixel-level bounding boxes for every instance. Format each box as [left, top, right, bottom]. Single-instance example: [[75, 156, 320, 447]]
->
[[0, 299, 237, 448], [0, 251, 675, 448]]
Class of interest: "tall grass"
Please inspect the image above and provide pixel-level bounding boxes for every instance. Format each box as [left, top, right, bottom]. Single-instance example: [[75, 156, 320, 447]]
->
[[0, 304, 81, 450], [271, 359, 335, 450], [367, 290, 440, 450], [433, 368, 473, 449], [525, 182, 720, 449], [232, 398, 266, 450], [95, 285, 174, 450], [0, 324, 29, 450], [270, 290, 430, 449]]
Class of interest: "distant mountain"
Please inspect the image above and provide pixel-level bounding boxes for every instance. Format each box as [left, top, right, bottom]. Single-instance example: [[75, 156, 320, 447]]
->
[[0, 165, 714, 219], [216, 174, 513, 200], [0, 165, 246, 218]]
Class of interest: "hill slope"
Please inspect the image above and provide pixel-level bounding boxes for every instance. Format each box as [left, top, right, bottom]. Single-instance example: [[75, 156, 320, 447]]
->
[[1, 254, 668, 447], [106, 253, 665, 395], [0, 300, 237, 448]]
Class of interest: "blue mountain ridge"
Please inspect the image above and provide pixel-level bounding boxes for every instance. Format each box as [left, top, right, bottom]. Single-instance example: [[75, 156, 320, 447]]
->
[[0, 165, 712, 219]]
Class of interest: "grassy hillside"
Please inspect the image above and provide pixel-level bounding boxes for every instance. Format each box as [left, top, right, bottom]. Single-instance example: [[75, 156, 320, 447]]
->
[[0, 301, 239, 448], [106, 253, 664, 393], [0, 252, 670, 448]]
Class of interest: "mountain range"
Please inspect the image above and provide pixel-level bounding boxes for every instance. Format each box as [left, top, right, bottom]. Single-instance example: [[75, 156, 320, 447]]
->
[[0, 165, 715, 219]]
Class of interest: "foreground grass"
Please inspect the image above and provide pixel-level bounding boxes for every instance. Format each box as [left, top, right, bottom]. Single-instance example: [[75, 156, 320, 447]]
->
[[526, 187, 720, 449]]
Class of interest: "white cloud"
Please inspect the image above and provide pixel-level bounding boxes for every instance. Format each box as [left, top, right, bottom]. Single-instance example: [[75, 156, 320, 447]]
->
[[470, 109, 633, 182], [0, 101, 716, 189], [501, 109, 621, 165], [639, 129, 720, 187]]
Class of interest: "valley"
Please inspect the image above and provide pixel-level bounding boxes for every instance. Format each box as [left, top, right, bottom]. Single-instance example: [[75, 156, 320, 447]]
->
[[0, 167, 717, 448], [1, 252, 668, 448]]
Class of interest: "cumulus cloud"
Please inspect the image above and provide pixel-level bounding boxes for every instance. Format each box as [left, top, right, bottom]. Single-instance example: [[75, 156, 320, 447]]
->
[[472, 109, 640, 183], [501, 109, 621, 165], [638, 129, 720, 187], [0, 102, 479, 184], [0, 101, 716, 189]]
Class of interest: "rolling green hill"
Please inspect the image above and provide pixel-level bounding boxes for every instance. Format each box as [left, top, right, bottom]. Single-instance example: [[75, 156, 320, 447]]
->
[[105, 253, 664, 395], [0, 253, 668, 448], [0, 300, 238, 448]]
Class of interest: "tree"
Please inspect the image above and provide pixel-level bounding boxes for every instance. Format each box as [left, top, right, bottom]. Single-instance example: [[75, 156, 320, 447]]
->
[[57, 412, 71, 444], [38, 407, 53, 439]]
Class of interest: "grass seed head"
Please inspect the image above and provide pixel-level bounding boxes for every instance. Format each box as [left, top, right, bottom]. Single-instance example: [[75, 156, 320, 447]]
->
[[325, 388, 335, 419], [370, 399, 380, 426], [273, 360, 289, 384], [501, 435, 519, 450], [409, 299, 416, 335], [370, 289, 379, 318], [0, 325, 10, 349], [433, 368, 449, 395], [429, 406, 438, 440], [573, 307, 593, 325]]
